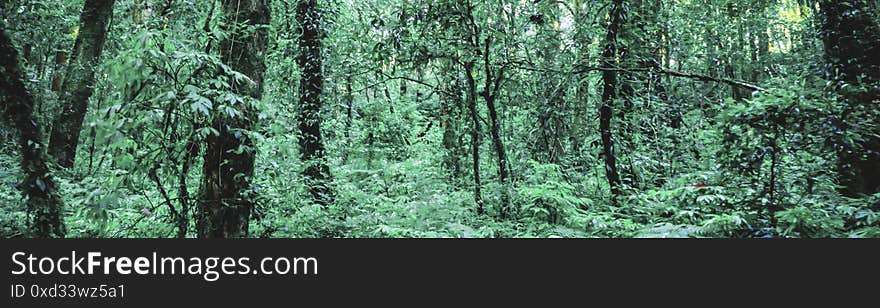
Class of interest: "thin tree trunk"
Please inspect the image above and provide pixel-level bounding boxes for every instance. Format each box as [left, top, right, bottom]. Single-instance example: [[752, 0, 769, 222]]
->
[[297, 0, 334, 207], [51, 49, 66, 92], [464, 61, 484, 214], [572, 0, 589, 166], [0, 26, 66, 238], [342, 68, 354, 164], [728, 8, 748, 101], [600, 0, 625, 201], [441, 62, 463, 180], [47, 0, 115, 168], [535, 2, 565, 164], [482, 37, 510, 219], [752, 6, 769, 83], [197, 0, 271, 238], [178, 137, 197, 238]]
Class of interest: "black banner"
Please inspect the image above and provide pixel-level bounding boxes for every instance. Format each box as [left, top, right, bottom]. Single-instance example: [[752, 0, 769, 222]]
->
[[3, 239, 878, 306]]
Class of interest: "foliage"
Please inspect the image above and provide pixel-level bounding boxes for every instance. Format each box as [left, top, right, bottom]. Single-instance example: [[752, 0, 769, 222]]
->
[[1, 0, 878, 238]]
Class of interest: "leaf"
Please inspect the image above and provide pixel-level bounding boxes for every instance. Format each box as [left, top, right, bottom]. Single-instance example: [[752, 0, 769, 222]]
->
[[197, 127, 220, 138], [189, 94, 213, 115], [35, 178, 46, 192]]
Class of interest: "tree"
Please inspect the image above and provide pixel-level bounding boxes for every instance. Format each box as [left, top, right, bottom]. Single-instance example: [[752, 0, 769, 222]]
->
[[197, 0, 271, 238], [47, 0, 115, 168], [819, 0, 880, 196], [464, 60, 484, 214], [481, 37, 510, 219], [532, 1, 567, 164], [297, 0, 334, 207], [440, 61, 465, 180], [0, 26, 66, 238], [599, 0, 626, 201], [5, 0, 880, 240]]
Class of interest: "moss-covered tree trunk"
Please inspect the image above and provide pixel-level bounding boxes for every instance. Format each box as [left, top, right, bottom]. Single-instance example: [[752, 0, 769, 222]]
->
[[197, 0, 271, 238], [0, 26, 66, 238], [297, 0, 334, 207], [819, 0, 880, 196], [47, 0, 115, 168]]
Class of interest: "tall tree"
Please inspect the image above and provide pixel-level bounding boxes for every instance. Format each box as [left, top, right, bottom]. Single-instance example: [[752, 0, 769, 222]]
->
[[481, 37, 510, 218], [533, 1, 566, 164], [47, 0, 115, 168], [819, 0, 880, 196], [571, 0, 591, 164], [599, 0, 626, 201], [297, 0, 334, 207], [440, 61, 465, 180], [464, 61, 484, 214], [0, 26, 66, 238], [197, 0, 271, 238]]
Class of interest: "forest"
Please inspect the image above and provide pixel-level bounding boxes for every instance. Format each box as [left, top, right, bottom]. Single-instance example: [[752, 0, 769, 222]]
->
[[0, 0, 878, 238]]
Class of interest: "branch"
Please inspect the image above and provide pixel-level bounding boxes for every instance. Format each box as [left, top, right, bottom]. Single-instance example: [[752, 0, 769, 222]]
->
[[578, 65, 766, 92], [148, 163, 178, 221], [356, 73, 456, 98], [656, 68, 766, 92], [515, 63, 767, 92]]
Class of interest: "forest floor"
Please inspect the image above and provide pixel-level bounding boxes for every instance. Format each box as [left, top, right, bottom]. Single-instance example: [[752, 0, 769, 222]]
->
[[2, 139, 878, 238]]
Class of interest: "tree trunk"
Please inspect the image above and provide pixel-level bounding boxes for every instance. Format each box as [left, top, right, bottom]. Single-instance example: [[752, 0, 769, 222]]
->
[[571, 0, 590, 166], [599, 0, 626, 201], [51, 49, 66, 92], [297, 0, 334, 207], [47, 0, 115, 168], [727, 4, 748, 101], [197, 0, 271, 238], [481, 37, 510, 219], [752, 5, 770, 84], [342, 68, 354, 164], [441, 62, 463, 180], [819, 0, 880, 196], [534, 2, 566, 164], [464, 61, 484, 214], [0, 26, 66, 238]]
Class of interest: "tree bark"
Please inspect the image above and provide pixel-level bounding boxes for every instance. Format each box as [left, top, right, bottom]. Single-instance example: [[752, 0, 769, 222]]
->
[[197, 0, 271, 238], [297, 0, 334, 207], [47, 0, 115, 168], [599, 0, 626, 201], [0, 26, 66, 238]]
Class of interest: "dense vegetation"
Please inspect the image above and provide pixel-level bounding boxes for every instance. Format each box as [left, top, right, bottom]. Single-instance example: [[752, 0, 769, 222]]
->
[[1, 0, 878, 238]]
